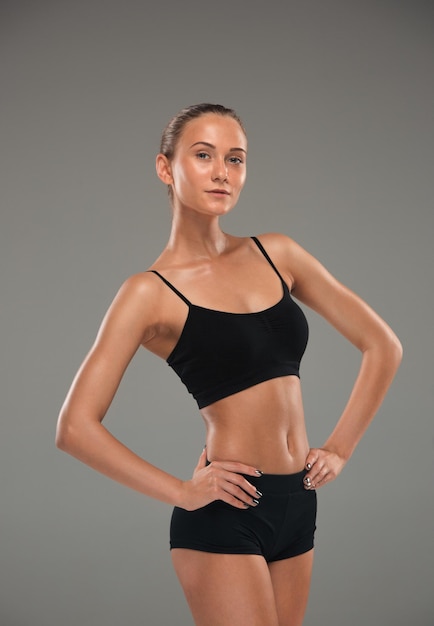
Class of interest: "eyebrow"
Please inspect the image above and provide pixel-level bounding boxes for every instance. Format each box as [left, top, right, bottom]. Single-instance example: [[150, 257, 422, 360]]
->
[[190, 141, 247, 154]]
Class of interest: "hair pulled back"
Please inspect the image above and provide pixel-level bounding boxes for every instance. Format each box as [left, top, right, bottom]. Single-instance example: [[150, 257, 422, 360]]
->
[[160, 103, 246, 160]]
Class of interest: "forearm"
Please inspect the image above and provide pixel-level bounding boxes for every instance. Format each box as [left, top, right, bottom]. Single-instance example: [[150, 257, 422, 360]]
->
[[56, 419, 184, 506], [323, 337, 402, 460]]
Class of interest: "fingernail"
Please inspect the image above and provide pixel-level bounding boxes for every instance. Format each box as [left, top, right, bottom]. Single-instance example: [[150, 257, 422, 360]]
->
[[304, 476, 311, 485], [306, 463, 312, 470], [252, 498, 260, 506], [255, 470, 263, 476], [256, 489, 263, 497]]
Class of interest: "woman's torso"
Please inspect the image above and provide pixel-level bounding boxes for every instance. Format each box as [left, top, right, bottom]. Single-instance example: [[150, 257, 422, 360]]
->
[[144, 235, 310, 474], [201, 376, 309, 474]]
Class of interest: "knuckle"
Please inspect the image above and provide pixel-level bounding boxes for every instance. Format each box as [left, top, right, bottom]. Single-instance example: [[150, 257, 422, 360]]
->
[[235, 485, 246, 498], [229, 495, 242, 508]]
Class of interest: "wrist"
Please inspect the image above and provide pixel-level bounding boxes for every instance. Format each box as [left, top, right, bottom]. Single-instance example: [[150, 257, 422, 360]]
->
[[173, 479, 189, 509], [322, 440, 352, 463]]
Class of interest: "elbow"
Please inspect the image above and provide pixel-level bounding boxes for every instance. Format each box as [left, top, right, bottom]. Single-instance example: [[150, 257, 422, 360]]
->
[[381, 330, 403, 373], [363, 328, 403, 374], [394, 336, 403, 365], [55, 430, 68, 452], [55, 409, 80, 454], [56, 407, 101, 457], [389, 331, 403, 368], [55, 420, 72, 452]]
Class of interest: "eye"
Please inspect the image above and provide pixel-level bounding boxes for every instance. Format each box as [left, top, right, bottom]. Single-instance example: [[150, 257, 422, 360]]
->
[[228, 155, 244, 165], [196, 152, 210, 160]]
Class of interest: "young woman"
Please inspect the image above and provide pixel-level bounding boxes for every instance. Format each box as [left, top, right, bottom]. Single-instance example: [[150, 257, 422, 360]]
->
[[56, 103, 402, 626]]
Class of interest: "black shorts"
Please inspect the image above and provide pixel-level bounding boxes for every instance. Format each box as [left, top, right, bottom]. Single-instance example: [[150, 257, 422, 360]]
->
[[170, 469, 317, 563]]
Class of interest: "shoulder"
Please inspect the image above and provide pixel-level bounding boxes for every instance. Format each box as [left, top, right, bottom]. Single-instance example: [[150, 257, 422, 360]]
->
[[253, 232, 304, 258], [253, 232, 312, 278], [117, 271, 160, 300], [90, 270, 179, 352], [105, 271, 169, 329], [116, 269, 173, 303], [253, 233, 342, 302]]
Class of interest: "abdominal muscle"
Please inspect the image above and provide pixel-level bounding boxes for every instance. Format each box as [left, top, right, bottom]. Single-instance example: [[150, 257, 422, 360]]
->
[[200, 375, 309, 474]]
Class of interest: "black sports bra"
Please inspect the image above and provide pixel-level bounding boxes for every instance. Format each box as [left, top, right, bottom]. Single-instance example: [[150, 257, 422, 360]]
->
[[149, 236, 309, 409]]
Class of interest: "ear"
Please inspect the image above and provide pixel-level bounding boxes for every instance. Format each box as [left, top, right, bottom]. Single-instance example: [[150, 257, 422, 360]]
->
[[156, 153, 173, 185]]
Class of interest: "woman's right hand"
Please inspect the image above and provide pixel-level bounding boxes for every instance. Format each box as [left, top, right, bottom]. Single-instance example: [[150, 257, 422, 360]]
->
[[178, 448, 263, 511]]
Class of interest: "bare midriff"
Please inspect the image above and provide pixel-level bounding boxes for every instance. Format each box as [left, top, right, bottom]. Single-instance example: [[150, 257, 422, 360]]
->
[[200, 375, 309, 474]]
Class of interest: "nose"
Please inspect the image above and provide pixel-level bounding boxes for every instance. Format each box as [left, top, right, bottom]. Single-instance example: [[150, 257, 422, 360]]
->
[[212, 159, 228, 182]]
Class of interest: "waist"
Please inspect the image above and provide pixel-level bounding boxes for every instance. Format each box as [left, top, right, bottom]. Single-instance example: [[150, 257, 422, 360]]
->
[[206, 458, 308, 494], [202, 391, 309, 472], [248, 469, 309, 494]]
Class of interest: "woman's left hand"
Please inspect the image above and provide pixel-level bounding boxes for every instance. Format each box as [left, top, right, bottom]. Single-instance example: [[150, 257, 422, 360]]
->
[[303, 448, 347, 490]]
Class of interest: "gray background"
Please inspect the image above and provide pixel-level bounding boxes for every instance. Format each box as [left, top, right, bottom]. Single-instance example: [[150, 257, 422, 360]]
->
[[1, 1, 433, 624]]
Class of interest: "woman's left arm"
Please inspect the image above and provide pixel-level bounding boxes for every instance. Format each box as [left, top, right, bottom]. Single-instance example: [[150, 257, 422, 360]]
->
[[276, 233, 403, 488]]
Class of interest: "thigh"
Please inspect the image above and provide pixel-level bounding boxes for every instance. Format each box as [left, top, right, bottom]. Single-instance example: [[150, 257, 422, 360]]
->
[[268, 549, 314, 626], [171, 549, 280, 626]]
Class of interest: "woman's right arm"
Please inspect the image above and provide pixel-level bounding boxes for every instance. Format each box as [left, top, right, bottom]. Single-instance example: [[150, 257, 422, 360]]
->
[[56, 274, 260, 510]]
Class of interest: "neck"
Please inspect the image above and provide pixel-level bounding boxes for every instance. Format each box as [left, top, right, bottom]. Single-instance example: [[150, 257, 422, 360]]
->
[[166, 208, 229, 260]]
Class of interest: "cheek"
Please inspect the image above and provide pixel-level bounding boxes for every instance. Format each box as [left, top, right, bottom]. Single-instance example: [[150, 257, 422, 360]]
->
[[235, 169, 246, 189], [171, 161, 192, 188], [175, 159, 205, 184]]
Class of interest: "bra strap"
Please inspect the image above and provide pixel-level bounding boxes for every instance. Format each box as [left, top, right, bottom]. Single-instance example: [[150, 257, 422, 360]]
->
[[251, 236, 285, 283], [148, 270, 191, 306]]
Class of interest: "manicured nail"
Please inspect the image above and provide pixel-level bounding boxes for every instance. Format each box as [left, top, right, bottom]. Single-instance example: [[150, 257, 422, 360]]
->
[[256, 489, 263, 497], [306, 463, 312, 470], [255, 470, 263, 476], [252, 499, 260, 506], [304, 476, 311, 485]]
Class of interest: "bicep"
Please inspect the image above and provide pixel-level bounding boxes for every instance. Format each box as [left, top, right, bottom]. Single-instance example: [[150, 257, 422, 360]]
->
[[287, 239, 393, 352], [60, 276, 156, 425]]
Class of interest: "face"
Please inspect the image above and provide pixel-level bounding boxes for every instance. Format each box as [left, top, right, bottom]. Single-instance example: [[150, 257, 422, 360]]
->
[[157, 113, 247, 216]]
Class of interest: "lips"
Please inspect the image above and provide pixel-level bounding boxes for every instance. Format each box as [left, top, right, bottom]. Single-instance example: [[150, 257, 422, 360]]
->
[[207, 189, 230, 195]]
